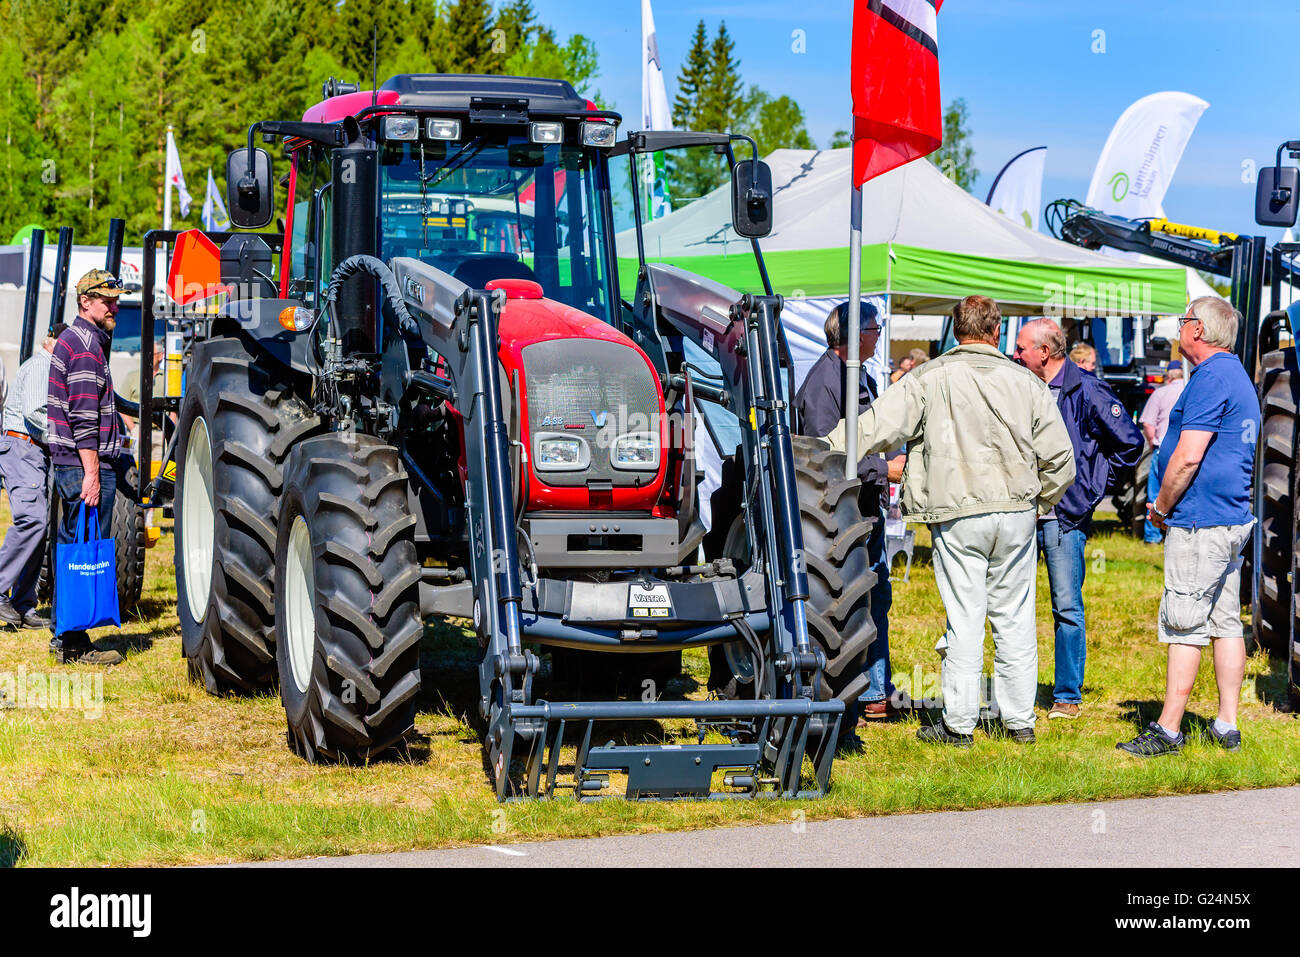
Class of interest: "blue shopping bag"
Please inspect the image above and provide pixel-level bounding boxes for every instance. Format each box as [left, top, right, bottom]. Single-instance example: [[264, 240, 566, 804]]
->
[[55, 503, 121, 632]]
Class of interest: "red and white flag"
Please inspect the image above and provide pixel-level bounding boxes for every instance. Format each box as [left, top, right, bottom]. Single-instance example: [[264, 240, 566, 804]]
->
[[165, 128, 194, 218], [850, 0, 944, 185]]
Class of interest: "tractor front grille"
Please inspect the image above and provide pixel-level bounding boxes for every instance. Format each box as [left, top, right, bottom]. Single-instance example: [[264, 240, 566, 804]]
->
[[522, 338, 661, 488]]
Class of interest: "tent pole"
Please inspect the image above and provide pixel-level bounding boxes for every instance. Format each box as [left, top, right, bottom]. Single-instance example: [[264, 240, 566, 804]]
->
[[845, 173, 863, 480]]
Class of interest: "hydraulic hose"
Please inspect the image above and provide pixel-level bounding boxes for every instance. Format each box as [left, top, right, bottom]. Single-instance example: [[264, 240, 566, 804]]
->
[[322, 254, 420, 339]]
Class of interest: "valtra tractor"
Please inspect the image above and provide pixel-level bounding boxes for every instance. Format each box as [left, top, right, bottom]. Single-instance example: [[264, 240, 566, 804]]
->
[[151, 74, 878, 799]]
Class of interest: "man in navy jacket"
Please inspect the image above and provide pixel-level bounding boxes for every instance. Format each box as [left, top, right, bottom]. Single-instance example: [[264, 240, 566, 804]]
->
[[1014, 318, 1143, 719]]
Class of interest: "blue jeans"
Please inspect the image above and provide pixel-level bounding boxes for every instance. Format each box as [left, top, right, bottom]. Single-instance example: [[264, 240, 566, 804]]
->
[[53, 462, 117, 644], [858, 511, 894, 707], [1037, 518, 1087, 703], [1143, 450, 1164, 543]]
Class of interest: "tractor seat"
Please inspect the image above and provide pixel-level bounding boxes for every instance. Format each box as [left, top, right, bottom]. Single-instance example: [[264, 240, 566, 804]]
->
[[450, 254, 538, 290]]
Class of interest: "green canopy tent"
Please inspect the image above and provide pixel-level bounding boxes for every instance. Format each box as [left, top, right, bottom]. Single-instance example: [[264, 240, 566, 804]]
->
[[616, 147, 1187, 318]]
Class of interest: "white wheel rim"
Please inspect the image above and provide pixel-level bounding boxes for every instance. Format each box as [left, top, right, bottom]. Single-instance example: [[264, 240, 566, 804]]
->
[[181, 417, 215, 624], [284, 516, 317, 694]]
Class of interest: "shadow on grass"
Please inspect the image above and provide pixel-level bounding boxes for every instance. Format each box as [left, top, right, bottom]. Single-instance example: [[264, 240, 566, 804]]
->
[[0, 823, 27, 867], [1118, 699, 1213, 737]]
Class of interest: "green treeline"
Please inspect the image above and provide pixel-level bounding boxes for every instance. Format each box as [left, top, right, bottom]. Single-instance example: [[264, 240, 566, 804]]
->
[[0, 0, 601, 243]]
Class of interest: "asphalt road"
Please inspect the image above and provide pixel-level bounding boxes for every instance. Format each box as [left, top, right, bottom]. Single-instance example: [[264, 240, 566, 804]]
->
[[254, 785, 1300, 868]]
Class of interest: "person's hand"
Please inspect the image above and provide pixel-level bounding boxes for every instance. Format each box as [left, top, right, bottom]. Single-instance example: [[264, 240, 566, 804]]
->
[[80, 470, 100, 507], [887, 455, 906, 483], [1146, 502, 1167, 530]]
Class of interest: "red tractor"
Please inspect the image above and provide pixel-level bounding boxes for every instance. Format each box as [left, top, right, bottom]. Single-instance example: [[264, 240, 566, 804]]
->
[[147, 74, 877, 798]]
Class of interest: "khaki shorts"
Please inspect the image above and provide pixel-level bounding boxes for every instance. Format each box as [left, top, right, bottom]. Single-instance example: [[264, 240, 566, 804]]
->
[[1159, 521, 1254, 645]]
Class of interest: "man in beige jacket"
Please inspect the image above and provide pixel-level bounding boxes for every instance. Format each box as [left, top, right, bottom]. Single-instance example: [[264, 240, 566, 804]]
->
[[828, 296, 1075, 745]]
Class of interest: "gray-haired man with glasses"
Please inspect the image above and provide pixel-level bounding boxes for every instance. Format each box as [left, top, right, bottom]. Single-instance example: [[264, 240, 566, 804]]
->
[[1118, 296, 1257, 757]]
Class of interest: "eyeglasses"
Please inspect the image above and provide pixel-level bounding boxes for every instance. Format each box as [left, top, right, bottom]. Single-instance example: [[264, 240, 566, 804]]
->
[[1179, 314, 1200, 327], [85, 278, 123, 294]]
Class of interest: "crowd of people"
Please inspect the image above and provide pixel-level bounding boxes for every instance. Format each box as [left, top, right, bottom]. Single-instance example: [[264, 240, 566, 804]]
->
[[801, 294, 1257, 755]]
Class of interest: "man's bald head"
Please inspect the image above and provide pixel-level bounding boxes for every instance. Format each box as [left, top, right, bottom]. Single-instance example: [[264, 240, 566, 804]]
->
[[1014, 317, 1068, 382], [1020, 318, 1067, 358]]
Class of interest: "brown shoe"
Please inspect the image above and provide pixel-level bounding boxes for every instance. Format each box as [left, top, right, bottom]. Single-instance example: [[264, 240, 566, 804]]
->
[[1049, 701, 1081, 720], [856, 700, 902, 727]]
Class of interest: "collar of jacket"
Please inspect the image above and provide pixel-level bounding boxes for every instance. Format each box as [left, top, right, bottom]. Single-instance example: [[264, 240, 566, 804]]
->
[[73, 313, 112, 350], [1056, 357, 1085, 396], [945, 341, 1012, 361]]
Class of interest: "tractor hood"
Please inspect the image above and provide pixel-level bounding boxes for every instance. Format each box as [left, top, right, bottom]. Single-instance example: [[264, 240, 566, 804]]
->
[[491, 281, 669, 513]]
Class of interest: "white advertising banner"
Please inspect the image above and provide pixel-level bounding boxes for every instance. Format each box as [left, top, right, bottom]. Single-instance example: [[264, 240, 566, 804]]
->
[[986, 146, 1047, 231], [1085, 91, 1208, 220]]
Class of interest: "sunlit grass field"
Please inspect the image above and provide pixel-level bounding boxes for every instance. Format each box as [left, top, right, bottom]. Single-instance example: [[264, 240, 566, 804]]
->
[[0, 512, 1295, 866]]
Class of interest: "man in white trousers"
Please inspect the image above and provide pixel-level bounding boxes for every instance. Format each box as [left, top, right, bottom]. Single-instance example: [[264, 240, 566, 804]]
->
[[828, 295, 1075, 745]]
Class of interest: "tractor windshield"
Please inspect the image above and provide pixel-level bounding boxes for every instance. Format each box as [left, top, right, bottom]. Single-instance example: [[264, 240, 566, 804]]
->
[[379, 136, 616, 322]]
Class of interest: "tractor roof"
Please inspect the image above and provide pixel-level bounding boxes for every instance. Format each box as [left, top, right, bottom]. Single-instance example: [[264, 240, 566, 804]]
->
[[303, 74, 601, 124]]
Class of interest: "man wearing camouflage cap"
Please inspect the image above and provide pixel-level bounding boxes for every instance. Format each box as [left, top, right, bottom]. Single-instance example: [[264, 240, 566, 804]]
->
[[46, 269, 126, 665]]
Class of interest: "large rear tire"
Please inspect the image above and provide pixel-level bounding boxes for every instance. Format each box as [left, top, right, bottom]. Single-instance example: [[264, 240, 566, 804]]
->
[[175, 338, 320, 694], [1257, 348, 1297, 658], [112, 462, 146, 613], [707, 436, 876, 707], [274, 434, 424, 763]]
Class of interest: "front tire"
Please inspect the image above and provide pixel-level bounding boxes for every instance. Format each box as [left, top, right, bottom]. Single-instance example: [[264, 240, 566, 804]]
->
[[274, 434, 424, 763], [707, 437, 876, 707], [175, 337, 320, 694]]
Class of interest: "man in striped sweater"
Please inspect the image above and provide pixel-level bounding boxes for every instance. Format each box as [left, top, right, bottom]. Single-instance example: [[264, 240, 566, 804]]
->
[[46, 269, 125, 665]]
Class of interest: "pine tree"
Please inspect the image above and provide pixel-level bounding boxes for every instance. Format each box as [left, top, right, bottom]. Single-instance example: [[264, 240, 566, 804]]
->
[[445, 0, 496, 74], [671, 21, 710, 130], [495, 0, 537, 68], [700, 22, 742, 131]]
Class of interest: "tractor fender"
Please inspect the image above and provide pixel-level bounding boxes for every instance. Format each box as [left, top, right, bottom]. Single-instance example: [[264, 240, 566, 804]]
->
[[216, 298, 321, 377]]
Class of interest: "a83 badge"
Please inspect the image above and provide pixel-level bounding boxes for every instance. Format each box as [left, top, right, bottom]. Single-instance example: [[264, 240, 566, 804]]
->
[[628, 582, 672, 619]]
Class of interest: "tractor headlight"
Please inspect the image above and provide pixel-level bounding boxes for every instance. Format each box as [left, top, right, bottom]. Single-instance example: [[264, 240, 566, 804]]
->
[[612, 432, 659, 471], [529, 121, 564, 145], [535, 434, 589, 471], [383, 116, 419, 141], [425, 117, 461, 141], [581, 121, 617, 148]]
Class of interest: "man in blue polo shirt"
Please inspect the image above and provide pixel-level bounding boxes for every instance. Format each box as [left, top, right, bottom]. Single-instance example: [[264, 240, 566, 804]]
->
[[1118, 296, 1258, 757]]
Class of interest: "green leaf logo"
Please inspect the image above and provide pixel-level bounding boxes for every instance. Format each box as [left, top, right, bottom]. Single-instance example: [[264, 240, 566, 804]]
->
[[1108, 171, 1130, 202]]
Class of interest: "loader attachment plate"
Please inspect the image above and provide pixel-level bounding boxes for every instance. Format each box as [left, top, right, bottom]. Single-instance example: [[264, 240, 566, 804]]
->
[[504, 697, 843, 801]]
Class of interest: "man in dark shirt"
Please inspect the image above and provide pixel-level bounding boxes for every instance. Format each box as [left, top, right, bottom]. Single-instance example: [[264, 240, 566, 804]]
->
[[794, 301, 903, 727], [46, 269, 125, 665]]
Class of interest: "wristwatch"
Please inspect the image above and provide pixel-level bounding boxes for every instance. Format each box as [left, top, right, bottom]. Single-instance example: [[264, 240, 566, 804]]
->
[[1151, 504, 1170, 522]]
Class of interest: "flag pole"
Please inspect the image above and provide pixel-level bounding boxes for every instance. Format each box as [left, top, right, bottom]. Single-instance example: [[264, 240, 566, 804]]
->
[[844, 141, 863, 480], [163, 124, 173, 231]]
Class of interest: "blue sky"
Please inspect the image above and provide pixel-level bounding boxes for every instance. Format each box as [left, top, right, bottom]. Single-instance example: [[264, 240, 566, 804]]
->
[[530, 0, 1299, 240]]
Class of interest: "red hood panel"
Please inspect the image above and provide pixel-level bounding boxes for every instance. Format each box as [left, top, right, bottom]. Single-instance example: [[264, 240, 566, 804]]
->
[[496, 297, 668, 513]]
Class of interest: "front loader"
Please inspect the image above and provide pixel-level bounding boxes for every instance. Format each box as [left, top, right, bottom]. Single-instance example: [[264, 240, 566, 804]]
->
[[155, 74, 877, 799]]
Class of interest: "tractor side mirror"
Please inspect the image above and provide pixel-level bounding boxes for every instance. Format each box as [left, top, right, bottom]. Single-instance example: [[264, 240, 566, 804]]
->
[[1256, 165, 1299, 227], [731, 160, 773, 238], [226, 147, 275, 230]]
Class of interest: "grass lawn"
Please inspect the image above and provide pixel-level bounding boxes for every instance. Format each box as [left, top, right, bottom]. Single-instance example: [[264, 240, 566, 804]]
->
[[0, 511, 1295, 866]]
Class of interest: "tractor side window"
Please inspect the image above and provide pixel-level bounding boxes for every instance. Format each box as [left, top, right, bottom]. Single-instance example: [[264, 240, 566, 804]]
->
[[288, 148, 322, 303], [611, 144, 765, 297]]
